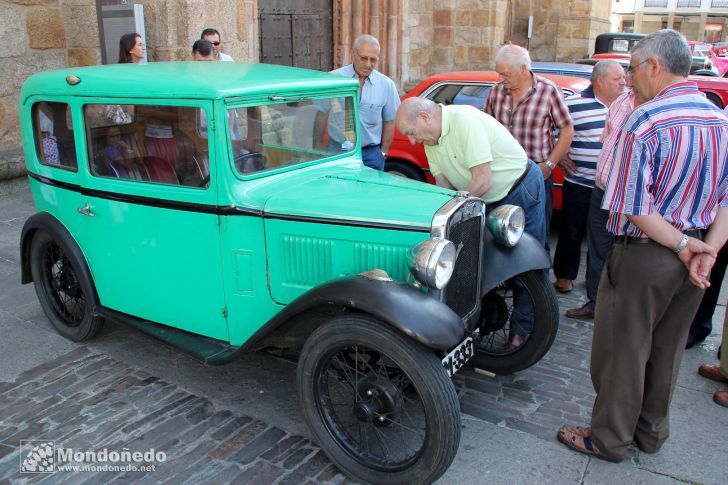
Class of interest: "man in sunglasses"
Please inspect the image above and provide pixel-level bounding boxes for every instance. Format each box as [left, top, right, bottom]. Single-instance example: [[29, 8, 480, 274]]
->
[[200, 28, 233, 62]]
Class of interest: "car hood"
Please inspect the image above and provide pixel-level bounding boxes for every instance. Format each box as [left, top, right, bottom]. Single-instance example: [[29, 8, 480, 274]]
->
[[260, 166, 456, 231]]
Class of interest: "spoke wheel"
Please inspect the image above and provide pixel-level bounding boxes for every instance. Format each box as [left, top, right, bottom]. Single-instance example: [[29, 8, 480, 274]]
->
[[298, 314, 460, 485], [473, 269, 559, 374], [30, 230, 103, 341]]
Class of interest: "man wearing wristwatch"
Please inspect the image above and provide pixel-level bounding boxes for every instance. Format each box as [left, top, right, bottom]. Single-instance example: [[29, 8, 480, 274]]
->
[[557, 30, 728, 463], [484, 43, 574, 236]]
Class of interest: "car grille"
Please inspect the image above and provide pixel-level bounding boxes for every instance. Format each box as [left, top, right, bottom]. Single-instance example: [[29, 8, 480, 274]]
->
[[442, 199, 484, 321]]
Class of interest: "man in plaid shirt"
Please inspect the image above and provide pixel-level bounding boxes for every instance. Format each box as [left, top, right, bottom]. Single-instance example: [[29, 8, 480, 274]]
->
[[485, 44, 574, 247]]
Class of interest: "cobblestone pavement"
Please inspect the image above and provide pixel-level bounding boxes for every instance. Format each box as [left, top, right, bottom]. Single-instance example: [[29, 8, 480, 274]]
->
[[0, 347, 352, 484]]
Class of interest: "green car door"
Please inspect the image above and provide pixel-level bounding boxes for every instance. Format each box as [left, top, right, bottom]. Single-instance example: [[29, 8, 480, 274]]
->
[[78, 100, 229, 341]]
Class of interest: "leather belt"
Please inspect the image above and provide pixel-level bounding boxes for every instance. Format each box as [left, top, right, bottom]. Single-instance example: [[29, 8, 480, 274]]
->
[[362, 144, 381, 149], [507, 166, 530, 196], [613, 229, 704, 245]]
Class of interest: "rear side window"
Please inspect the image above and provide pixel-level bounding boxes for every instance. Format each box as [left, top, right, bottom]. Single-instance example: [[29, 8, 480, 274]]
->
[[84, 104, 210, 188], [426, 84, 492, 109], [32, 102, 77, 171]]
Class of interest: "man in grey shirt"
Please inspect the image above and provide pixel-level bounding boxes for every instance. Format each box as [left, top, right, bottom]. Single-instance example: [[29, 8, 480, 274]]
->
[[314, 34, 400, 170]]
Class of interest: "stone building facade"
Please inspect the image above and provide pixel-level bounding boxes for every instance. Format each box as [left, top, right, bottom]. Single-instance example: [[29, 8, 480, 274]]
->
[[0, 0, 610, 180]]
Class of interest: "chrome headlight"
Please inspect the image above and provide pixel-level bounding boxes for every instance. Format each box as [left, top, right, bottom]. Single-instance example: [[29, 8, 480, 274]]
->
[[486, 204, 525, 247], [407, 237, 456, 289]]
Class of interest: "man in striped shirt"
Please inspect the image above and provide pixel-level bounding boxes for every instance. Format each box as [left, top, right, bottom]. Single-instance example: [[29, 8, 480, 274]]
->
[[553, 60, 626, 316], [485, 44, 574, 234], [558, 29, 728, 462]]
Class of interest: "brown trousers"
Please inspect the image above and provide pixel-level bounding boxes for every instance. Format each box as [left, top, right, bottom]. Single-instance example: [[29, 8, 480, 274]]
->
[[589, 241, 704, 460]]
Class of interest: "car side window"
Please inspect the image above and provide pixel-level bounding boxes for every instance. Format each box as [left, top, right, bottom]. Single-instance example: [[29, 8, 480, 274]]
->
[[84, 104, 211, 188], [426, 84, 492, 109], [32, 102, 77, 171]]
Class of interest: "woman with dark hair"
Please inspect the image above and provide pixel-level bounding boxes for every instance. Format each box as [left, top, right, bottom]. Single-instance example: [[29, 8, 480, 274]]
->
[[118, 33, 145, 64]]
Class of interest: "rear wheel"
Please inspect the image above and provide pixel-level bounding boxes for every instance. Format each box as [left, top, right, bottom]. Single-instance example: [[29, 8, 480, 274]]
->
[[384, 159, 426, 182], [29, 230, 103, 341], [473, 269, 558, 374], [297, 314, 460, 485]]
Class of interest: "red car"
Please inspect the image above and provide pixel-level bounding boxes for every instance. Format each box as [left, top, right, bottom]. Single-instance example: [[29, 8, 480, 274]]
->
[[384, 71, 590, 210]]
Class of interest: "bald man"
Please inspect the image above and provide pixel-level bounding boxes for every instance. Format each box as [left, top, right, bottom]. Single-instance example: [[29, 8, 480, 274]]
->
[[396, 96, 547, 349]]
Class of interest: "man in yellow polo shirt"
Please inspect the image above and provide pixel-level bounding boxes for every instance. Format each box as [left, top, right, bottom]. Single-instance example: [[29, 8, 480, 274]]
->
[[396, 96, 547, 349], [396, 97, 546, 245]]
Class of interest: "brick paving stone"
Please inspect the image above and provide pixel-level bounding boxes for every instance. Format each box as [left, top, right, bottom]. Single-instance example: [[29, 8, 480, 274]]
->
[[119, 394, 198, 434], [280, 445, 318, 470], [150, 438, 219, 483], [230, 459, 285, 484], [0, 444, 12, 460], [184, 401, 215, 425], [278, 449, 330, 485], [209, 416, 253, 442], [209, 420, 268, 461], [229, 427, 287, 465], [504, 417, 558, 441], [259, 435, 305, 462]]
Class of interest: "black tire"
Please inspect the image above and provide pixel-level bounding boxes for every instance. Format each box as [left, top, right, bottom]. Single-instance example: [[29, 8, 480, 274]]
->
[[384, 159, 426, 182], [297, 314, 460, 485], [472, 269, 558, 374], [29, 230, 103, 341], [705, 92, 723, 109]]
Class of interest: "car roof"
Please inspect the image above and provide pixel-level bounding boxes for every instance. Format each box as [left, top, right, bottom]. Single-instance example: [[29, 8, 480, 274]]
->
[[420, 70, 589, 89], [20, 62, 359, 101], [531, 62, 593, 78]]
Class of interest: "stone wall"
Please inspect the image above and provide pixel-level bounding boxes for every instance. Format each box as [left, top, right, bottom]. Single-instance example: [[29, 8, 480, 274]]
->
[[509, 0, 611, 62]]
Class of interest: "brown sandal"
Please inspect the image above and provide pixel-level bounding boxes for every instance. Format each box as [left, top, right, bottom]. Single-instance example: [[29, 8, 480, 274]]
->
[[557, 425, 623, 462]]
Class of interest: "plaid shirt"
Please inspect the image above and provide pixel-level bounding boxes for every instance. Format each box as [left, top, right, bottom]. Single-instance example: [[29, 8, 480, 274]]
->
[[602, 82, 728, 237], [595, 90, 635, 190], [484, 73, 572, 163]]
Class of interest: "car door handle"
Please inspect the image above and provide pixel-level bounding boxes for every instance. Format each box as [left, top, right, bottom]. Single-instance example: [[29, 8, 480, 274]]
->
[[77, 204, 94, 217]]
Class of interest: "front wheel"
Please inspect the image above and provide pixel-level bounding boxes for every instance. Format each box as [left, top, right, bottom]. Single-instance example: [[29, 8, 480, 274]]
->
[[297, 314, 460, 485], [473, 269, 558, 374]]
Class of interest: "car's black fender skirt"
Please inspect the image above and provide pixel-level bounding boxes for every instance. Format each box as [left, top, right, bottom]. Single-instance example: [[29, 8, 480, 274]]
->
[[241, 275, 467, 353], [19, 213, 98, 310], [480, 230, 551, 295]]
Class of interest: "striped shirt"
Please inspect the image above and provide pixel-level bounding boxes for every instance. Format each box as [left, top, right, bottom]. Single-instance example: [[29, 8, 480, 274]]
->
[[602, 82, 728, 237], [596, 90, 636, 190], [564, 85, 606, 188], [484, 74, 572, 163]]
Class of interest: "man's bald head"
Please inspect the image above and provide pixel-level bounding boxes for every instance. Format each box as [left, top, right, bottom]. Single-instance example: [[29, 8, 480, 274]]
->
[[395, 97, 441, 146]]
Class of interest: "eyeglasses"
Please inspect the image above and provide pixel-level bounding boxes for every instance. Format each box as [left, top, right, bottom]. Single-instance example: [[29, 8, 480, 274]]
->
[[626, 59, 649, 78], [211, 41, 221, 46]]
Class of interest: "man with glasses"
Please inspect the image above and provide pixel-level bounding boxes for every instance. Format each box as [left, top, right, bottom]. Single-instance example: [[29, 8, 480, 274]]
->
[[485, 43, 574, 247], [313, 34, 400, 170], [557, 29, 728, 462], [200, 28, 233, 62]]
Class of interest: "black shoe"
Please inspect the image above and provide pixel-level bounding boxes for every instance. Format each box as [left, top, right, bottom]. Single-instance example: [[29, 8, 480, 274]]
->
[[685, 334, 705, 349]]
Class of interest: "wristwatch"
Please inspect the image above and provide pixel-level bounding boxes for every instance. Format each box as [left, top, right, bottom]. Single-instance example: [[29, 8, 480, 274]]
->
[[544, 159, 555, 171], [673, 233, 688, 253], [381, 150, 387, 158]]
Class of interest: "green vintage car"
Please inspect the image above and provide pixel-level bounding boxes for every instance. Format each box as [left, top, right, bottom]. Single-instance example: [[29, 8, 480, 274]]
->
[[19, 62, 558, 484]]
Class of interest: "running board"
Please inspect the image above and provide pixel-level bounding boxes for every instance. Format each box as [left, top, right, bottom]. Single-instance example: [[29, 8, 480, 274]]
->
[[94, 307, 241, 365]]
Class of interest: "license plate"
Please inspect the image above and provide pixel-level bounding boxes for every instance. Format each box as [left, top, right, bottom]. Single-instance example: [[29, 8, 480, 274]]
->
[[442, 336, 474, 377]]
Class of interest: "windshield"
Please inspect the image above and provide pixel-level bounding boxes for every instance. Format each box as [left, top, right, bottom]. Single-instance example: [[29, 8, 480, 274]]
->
[[226, 96, 357, 175]]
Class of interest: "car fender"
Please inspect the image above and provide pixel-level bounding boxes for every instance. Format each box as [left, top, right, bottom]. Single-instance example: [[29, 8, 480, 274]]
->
[[480, 231, 551, 295], [243, 275, 466, 352], [20, 213, 95, 298]]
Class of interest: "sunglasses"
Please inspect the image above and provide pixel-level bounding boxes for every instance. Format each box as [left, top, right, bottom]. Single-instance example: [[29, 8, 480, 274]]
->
[[211, 42, 221, 46]]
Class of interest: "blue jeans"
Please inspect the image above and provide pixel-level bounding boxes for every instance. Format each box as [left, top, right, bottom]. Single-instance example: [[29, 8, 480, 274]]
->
[[486, 160, 547, 335], [361, 145, 385, 170]]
